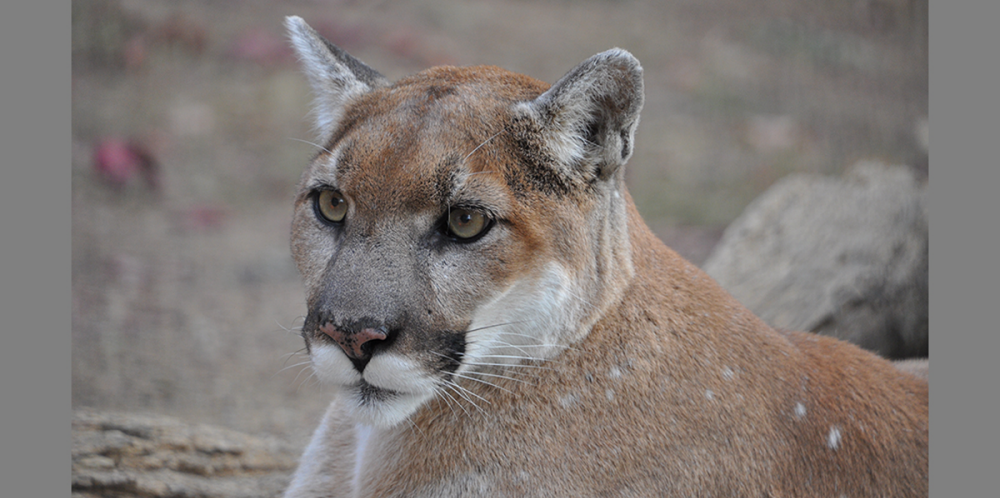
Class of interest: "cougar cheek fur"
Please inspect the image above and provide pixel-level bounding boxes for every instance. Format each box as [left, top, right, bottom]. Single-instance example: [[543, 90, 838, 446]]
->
[[280, 15, 928, 498]]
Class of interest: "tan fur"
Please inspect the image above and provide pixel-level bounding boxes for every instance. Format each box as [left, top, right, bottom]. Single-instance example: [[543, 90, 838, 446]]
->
[[282, 16, 927, 497]]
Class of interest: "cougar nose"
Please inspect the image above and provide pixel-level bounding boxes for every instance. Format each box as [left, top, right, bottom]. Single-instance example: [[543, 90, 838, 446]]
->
[[319, 323, 388, 370]]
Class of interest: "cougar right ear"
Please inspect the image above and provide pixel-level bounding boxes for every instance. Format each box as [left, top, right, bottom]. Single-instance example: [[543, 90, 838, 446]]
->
[[525, 49, 644, 183], [285, 16, 389, 140]]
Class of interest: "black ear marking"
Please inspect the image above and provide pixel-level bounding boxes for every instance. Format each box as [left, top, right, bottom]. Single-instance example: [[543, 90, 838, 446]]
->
[[314, 34, 388, 90], [620, 129, 632, 160], [584, 119, 602, 147]]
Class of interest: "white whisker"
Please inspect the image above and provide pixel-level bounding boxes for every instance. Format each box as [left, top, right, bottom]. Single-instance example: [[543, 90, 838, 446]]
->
[[466, 321, 528, 334], [433, 385, 462, 415], [489, 342, 565, 349], [275, 317, 306, 333], [428, 350, 525, 391], [460, 361, 554, 371], [463, 130, 504, 162], [294, 370, 320, 394], [288, 363, 313, 386], [436, 385, 470, 420], [448, 371, 513, 393], [445, 381, 491, 414], [440, 380, 487, 417], [490, 339, 573, 354], [288, 137, 332, 154], [448, 380, 493, 405], [475, 354, 551, 362], [280, 347, 310, 363], [280, 350, 304, 361], [275, 360, 312, 378], [463, 370, 534, 385], [402, 414, 425, 439]]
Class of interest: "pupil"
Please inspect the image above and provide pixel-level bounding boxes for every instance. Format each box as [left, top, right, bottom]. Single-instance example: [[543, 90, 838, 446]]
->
[[460, 213, 472, 224]]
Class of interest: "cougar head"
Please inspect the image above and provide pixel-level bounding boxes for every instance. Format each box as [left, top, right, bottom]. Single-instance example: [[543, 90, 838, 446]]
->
[[286, 16, 643, 427]]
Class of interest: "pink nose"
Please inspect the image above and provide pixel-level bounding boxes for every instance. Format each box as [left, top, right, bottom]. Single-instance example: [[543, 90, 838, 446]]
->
[[319, 323, 387, 361]]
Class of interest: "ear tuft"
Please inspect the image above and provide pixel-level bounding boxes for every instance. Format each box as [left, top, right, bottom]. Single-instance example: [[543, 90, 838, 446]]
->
[[285, 16, 389, 140], [528, 48, 644, 181]]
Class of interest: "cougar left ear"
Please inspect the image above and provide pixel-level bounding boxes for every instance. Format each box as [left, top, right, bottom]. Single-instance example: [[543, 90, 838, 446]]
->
[[527, 48, 644, 181], [285, 16, 390, 140]]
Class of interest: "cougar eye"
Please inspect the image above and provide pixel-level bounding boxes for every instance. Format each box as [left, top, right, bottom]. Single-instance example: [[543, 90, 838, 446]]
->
[[316, 190, 348, 223], [447, 208, 490, 241]]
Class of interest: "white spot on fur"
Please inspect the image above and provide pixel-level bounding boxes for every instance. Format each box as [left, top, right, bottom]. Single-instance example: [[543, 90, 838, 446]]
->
[[559, 393, 578, 409], [722, 366, 735, 380], [827, 426, 842, 450], [705, 389, 714, 401], [609, 366, 622, 379], [794, 402, 806, 419], [606, 389, 615, 401]]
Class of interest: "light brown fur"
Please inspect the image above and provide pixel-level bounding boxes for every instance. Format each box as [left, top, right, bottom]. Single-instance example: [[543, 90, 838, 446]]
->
[[282, 16, 927, 498]]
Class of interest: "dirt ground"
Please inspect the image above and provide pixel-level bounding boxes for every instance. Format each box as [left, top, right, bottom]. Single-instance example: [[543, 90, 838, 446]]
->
[[71, 0, 927, 450]]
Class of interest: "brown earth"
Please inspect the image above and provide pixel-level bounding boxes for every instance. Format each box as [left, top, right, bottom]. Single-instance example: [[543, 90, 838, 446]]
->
[[72, 0, 928, 451]]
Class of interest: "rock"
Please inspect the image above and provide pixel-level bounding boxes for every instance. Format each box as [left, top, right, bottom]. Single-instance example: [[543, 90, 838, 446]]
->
[[72, 409, 299, 498], [702, 161, 928, 359]]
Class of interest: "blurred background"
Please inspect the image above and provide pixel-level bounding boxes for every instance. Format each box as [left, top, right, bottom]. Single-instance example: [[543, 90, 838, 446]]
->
[[72, 0, 928, 449]]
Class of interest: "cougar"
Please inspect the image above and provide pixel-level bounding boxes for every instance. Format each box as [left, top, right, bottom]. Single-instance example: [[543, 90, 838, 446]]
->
[[281, 16, 928, 497]]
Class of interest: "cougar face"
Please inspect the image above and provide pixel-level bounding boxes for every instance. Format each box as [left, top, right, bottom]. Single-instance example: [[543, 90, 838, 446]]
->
[[290, 62, 638, 427]]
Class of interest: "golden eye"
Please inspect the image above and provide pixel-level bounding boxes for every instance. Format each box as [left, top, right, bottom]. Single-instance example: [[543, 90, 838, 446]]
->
[[447, 208, 488, 240], [316, 190, 348, 223]]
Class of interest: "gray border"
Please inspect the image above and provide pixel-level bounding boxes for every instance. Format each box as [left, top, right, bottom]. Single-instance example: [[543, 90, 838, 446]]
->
[[2, 0, 979, 495], [928, 0, 993, 495], [0, 1, 71, 495]]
